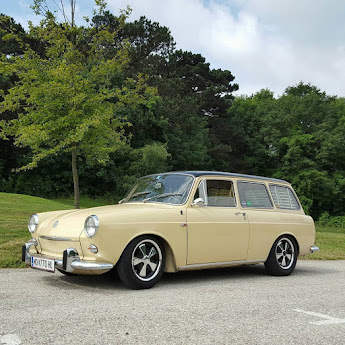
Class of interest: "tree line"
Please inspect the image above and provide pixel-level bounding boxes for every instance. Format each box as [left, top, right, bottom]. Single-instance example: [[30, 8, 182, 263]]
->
[[0, 2, 344, 219]]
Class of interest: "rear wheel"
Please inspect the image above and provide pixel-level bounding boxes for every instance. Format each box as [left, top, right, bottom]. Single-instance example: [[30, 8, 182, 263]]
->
[[117, 236, 165, 289], [265, 236, 298, 276]]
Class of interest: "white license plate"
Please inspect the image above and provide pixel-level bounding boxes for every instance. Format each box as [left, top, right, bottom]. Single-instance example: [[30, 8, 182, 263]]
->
[[31, 256, 55, 272]]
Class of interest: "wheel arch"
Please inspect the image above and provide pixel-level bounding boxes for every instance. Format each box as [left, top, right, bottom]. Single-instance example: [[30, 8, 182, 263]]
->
[[120, 233, 177, 273], [274, 233, 300, 256]]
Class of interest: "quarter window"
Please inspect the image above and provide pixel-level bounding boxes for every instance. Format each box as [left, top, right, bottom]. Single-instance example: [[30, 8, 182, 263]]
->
[[269, 185, 300, 210], [237, 182, 272, 208]]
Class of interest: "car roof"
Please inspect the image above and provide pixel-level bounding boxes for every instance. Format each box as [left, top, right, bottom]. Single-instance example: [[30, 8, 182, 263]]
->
[[146, 171, 288, 184]]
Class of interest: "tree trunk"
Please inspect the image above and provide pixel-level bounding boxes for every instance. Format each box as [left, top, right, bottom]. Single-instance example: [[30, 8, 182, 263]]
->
[[71, 146, 80, 209]]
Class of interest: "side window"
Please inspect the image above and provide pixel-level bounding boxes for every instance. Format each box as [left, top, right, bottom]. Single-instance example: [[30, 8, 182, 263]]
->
[[237, 182, 273, 208], [269, 185, 300, 210], [206, 180, 236, 207]]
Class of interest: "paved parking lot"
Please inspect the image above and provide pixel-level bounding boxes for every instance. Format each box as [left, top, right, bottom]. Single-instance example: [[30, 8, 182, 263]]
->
[[1, 260, 344, 345]]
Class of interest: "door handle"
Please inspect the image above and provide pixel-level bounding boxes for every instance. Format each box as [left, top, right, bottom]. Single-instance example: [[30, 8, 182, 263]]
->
[[235, 212, 247, 220]]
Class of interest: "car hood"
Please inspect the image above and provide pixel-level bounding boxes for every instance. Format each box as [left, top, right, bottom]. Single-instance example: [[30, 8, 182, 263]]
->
[[36, 202, 180, 238]]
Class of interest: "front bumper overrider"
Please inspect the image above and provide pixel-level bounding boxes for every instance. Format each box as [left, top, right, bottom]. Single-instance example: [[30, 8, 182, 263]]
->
[[22, 239, 114, 273]]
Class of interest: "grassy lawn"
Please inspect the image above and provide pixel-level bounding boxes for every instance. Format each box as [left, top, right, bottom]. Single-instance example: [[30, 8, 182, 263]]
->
[[0, 192, 344, 268], [302, 226, 345, 260], [0, 193, 108, 268], [52, 196, 114, 208]]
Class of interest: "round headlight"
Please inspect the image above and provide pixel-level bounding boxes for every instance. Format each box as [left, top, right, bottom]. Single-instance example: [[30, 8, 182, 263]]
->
[[84, 215, 99, 238], [28, 214, 39, 233]]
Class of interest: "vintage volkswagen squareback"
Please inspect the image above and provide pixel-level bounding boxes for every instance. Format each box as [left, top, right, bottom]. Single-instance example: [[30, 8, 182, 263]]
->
[[23, 171, 319, 289]]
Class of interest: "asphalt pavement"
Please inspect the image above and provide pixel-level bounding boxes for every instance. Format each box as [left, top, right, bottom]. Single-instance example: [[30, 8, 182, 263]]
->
[[1, 260, 344, 345]]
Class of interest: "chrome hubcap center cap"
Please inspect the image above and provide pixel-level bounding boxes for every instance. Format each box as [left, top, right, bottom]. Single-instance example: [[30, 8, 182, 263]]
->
[[143, 256, 151, 264], [275, 238, 294, 270], [131, 240, 162, 282]]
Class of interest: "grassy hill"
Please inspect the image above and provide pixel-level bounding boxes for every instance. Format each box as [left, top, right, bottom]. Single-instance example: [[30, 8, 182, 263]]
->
[[0, 192, 344, 268], [303, 227, 345, 260], [0, 193, 106, 268]]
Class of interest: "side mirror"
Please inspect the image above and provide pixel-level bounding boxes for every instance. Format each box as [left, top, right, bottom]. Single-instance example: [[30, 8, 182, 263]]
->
[[192, 198, 205, 208]]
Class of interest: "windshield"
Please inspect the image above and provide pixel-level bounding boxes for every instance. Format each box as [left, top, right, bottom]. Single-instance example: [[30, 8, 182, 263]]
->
[[124, 174, 194, 205]]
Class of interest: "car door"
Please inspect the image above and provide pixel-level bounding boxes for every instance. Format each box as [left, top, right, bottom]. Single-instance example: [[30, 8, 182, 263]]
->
[[186, 178, 250, 265]]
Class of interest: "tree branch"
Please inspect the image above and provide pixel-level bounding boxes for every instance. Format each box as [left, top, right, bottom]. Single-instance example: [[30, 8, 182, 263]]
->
[[59, 0, 72, 26]]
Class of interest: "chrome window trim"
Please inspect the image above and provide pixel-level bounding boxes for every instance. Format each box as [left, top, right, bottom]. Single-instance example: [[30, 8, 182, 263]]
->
[[198, 179, 208, 205], [237, 180, 274, 209], [124, 173, 196, 206], [268, 183, 301, 210]]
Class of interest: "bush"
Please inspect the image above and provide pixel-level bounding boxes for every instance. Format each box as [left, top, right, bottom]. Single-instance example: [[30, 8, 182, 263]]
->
[[317, 212, 345, 228]]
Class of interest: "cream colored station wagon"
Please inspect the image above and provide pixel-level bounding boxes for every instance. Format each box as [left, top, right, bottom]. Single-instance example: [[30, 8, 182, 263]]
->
[[23, 171, 319, 289]]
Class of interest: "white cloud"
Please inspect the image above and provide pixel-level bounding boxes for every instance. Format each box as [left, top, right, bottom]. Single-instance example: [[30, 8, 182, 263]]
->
[[5, 0, 345, 96], [108, 0, 345, 97]]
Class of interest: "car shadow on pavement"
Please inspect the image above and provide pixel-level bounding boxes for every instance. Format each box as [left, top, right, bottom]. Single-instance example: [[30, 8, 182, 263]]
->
[[42, 269, 128, 291], [160, 264, 267, 286], [42, 264, 267, 291], [160, 262, 341, 286], [41, 262, 339, 291]]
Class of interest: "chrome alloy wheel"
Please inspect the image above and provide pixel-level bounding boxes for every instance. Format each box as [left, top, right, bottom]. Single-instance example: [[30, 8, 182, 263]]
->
[[131, 239, 162, 282], [275, 237, 295, 270]]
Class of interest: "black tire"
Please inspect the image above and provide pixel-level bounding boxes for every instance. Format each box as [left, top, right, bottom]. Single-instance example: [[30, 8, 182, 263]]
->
[[264, 236, 298, 276], [117, 235, 165, 290], [57, 268, 78, 276]]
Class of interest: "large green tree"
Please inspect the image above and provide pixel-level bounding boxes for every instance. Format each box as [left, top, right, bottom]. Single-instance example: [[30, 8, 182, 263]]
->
[[0, 1, 157, 208], [227, 83, 345, 218], [90, 12, 238, 170]]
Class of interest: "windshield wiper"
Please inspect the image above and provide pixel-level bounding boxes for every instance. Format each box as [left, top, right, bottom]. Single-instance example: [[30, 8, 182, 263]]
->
[[127, 191, 151, 201], [143, 193, 182, 202]]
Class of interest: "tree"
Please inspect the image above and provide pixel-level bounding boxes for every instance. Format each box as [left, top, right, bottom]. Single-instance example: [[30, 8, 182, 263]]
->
[[0, 9, 239, 201], [89, 12, 239, 171], [226, 89, 277, 174], [0, 1, 157, 208], [226, 83, 345, 219], [141, 49, 238, 170]]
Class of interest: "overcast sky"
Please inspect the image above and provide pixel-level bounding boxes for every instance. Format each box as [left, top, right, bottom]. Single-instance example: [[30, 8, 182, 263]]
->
[[3, 0, 345, 97]]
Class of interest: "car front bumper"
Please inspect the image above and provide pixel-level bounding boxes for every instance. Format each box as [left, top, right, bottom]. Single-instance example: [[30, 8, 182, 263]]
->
[[22, 239, 114, 273]]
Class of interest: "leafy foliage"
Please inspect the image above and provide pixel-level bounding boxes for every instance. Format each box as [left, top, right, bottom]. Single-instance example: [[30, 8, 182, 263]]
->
[[317, 212, 345, 228], [0, 5, 157, 208], [0, 8, 344, 220], [227, 83, 345, 218]]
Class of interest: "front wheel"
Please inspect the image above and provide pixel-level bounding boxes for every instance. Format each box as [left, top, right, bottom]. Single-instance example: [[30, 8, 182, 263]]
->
[[117, 236, 165, 289], [265, 236, 298, 276]]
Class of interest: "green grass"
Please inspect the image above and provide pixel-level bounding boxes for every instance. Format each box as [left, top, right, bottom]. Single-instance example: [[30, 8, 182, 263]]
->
[[0, 193, 107, 268], [52, 196, 115, 208], [0, 192, 344, 267], [302, 226, 345, 260]]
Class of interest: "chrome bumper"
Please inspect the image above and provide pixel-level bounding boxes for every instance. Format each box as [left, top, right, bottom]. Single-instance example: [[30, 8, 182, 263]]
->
[[310, 245, 320, 253], [22, 239, 114, 272]]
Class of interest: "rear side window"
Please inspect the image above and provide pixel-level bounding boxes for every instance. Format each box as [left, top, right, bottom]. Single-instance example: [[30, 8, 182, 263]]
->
[[237, 182, 273, 208], [269, 185, 300, 210]]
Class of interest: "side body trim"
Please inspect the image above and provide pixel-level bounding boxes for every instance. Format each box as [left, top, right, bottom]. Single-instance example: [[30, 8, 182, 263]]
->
[[178, 259, 265, 271]]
